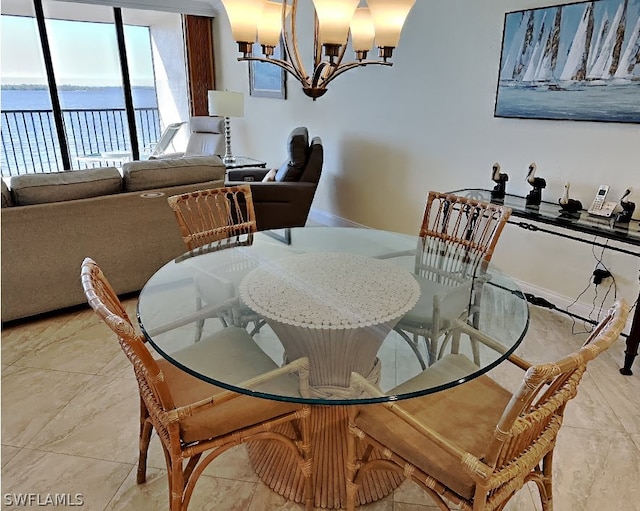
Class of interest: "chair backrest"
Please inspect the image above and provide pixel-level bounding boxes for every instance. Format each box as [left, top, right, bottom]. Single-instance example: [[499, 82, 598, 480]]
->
[[167, 184, 257, 251], [184, 116, 223, 157], [149, 121, 185, 157], [483, 300, 629, 472], [80, 258, 176, 411], [416, 191, 511, 284]]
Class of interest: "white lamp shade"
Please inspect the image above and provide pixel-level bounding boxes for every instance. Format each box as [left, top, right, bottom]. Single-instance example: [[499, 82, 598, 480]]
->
[[220, 0, 267, 43], [312, 0, 359, 46], [208, 91, 245, 118], [258, 1, 291, 47], [350, 7, 375, 52], [367, 0, 415, 48]]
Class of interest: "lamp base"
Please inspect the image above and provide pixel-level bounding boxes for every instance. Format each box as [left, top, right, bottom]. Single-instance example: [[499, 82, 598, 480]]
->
[[222, 116, 236, 165]]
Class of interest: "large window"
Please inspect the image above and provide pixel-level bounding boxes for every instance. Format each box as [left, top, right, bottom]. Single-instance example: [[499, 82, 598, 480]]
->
[[1, 0, 162, 175]]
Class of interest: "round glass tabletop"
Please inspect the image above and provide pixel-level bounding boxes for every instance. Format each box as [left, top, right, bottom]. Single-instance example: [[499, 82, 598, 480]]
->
[[138, 227, 529, 405]]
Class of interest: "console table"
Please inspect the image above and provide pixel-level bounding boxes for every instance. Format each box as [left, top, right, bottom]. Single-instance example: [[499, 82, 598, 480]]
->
[[453, 188, 640, 375]]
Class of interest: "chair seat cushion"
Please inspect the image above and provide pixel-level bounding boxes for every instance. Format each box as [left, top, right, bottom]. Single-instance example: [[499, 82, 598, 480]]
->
[[390, 354, 481, 395], [156, 326, 301, 443], [355, 371, 512, 500]]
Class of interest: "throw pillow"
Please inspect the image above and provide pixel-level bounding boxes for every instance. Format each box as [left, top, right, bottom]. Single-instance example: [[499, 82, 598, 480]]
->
[[262, 169, 277, 182]]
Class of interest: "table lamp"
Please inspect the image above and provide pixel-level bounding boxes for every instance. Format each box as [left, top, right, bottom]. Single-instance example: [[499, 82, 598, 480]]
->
[[207, 90, 244, 164]]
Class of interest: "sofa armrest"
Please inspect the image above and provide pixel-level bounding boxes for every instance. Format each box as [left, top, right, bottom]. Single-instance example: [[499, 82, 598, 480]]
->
[[226, 168, 271, 182], [148, 152, 185, 160], [224, 180, 318, 231]]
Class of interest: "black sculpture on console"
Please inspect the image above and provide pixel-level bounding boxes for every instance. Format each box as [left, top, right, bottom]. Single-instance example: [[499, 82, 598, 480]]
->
[[490, 162, 508, 201], [525, 162, 546, 207], [615, 188, 635, 224], [558, 182, 582, 214]]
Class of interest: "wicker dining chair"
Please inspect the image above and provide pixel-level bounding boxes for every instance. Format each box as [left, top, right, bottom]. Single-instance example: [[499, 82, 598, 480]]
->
[[167, 185, 262, 340], [346, 300, 629, 511], [167, 184, 256, 251], [81, 258, 313, 511], [394, 191, 511, 367]]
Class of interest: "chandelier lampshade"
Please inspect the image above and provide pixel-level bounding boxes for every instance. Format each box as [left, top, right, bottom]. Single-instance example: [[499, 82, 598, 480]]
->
[[312, 0, 359, 48], [219, 0, 416, 99], [258, 1, 291, 53], [368, 0, 416, 51], [350, 8, 375, 60]]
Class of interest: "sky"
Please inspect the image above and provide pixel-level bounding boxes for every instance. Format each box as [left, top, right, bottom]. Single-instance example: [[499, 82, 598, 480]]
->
[[1, 15, 155, 87]]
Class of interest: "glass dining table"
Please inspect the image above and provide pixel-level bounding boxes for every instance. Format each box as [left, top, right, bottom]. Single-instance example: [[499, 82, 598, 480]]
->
[[137, 226, 529, 509]]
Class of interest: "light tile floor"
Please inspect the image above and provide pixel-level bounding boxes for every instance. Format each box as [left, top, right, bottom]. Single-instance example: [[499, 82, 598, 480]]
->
[[2, 300, 639, 511]]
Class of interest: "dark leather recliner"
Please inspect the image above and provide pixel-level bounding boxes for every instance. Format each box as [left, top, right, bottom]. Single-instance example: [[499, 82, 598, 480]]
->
[[225, 127, 323, 232]]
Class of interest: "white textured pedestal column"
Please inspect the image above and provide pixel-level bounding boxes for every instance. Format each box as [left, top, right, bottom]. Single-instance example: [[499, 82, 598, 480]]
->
[[240, 253, 421, 508]]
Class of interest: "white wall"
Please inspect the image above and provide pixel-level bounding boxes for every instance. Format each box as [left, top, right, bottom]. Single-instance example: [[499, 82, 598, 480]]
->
[[213, 0, 639, 321], [142, 12, 190, 149]]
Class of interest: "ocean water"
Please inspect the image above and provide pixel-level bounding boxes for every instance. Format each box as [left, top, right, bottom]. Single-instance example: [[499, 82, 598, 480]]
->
[[1, 87, 158, 111], [1, 87, 160, 176], [495, 81, 640, 123]]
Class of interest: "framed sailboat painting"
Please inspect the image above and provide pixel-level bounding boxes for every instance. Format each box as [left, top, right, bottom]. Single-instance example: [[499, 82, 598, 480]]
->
[[494, 0, 640, 123]]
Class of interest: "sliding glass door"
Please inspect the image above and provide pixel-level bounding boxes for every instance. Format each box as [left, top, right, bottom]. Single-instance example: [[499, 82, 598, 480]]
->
[[0, 0, 174, 176]]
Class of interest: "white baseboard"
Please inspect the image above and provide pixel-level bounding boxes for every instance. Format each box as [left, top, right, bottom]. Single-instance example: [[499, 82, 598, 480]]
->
[[307, 207, 631, 334]]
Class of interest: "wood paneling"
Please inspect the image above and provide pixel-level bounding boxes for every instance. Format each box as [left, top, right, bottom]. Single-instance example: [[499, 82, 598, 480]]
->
[[183, 14, 215, 116]]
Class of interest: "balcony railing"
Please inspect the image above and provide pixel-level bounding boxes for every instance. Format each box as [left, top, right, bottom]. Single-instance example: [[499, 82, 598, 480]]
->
[[1, 107, 161, 177]]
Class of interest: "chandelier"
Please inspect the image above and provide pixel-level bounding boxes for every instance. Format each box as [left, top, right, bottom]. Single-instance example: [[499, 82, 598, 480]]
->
[[219, 0, 416, 99]]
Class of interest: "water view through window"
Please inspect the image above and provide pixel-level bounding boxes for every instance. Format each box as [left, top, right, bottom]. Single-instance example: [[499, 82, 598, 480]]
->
[[1, 7, 160, 176]]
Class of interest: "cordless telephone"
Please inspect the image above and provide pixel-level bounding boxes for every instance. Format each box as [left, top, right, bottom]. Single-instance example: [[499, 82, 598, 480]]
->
[[587, 185, 616, 218]]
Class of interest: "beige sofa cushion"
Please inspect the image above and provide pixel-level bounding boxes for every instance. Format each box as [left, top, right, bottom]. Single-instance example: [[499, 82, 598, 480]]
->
[[9, 167, 121, 206], [123, 156, 225, 192]]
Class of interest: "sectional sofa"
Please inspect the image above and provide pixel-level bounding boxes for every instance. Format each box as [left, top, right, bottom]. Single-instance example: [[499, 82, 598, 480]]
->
[[1, 156, 226, 322]]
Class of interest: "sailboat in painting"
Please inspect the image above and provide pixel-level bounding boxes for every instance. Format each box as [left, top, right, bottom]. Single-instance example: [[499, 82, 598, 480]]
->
[[495, 0, 640, 122], [559, 2, 594, 81]]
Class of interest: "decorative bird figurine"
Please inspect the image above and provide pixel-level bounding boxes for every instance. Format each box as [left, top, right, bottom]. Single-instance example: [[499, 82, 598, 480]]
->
[[490, 162, 508, 201], [558, 182, 582, 213], [615, 187, 635, 224], [525, 162, 546, 207]]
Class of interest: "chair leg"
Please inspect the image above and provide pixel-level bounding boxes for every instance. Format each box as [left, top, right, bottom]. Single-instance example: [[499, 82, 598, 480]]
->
[[426, 334, 438, 366], [137, 399, 153, 484], [393, 327, 427, 369], [540, 451, 554, 511], [346, 410, 359, 511], [299, 407, 314, 511], [169, 455, 185, 511], [195, 295, 204, 342]]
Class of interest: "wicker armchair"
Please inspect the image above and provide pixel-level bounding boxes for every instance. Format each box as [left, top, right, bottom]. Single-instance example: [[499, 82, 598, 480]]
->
[[167, 185, 261, 339], [346, 300, 629, 511], [393, 191, 511, 367], [80, 258, 313, 511]]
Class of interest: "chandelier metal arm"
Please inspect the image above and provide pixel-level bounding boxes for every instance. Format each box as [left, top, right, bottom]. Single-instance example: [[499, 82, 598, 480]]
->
[[238, 55, 302, 80], [310, 62, 330, 89], [285, 0, 308, 84], [319, 60, 393, 88]]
